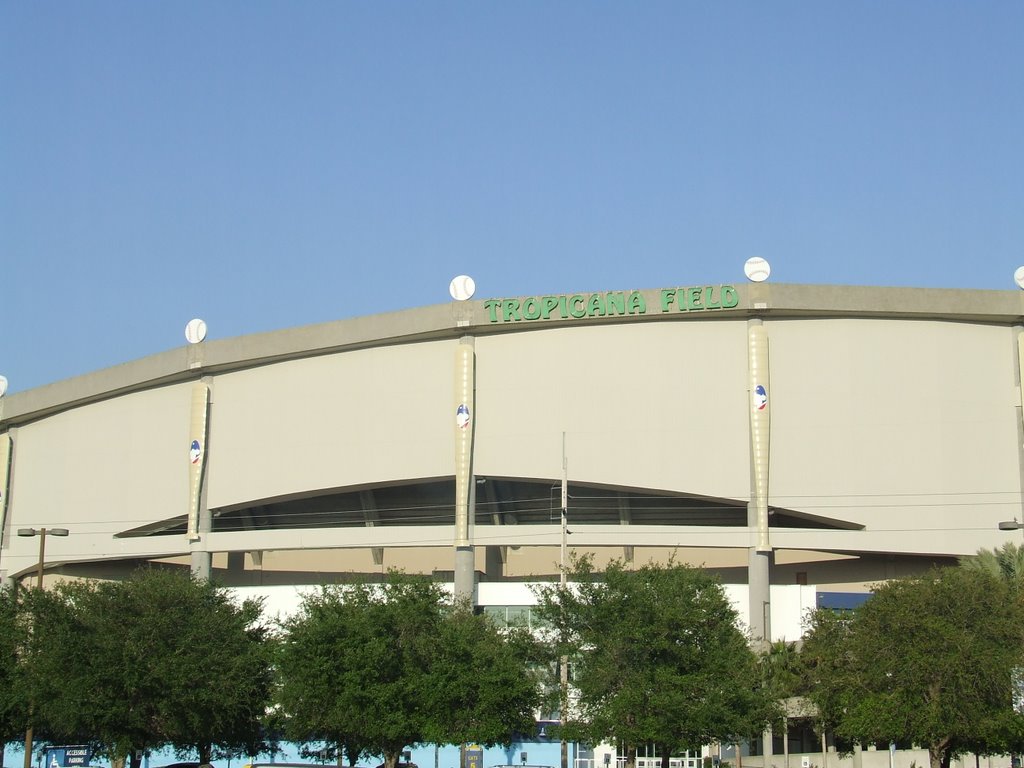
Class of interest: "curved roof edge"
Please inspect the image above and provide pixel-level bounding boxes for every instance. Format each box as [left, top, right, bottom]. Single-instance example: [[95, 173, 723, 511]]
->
[[2, 282, 1022, 426]]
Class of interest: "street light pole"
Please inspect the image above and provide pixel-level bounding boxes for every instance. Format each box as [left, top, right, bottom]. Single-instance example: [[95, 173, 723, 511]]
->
[[17, 527, 69, 768], [560, 434, 569, 768], [997, 519, 1024, 768]]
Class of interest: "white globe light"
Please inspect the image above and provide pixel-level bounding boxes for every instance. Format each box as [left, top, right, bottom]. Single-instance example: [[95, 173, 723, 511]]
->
[[184, 318, 208, 344], [448, 275, 476, 301], [744, 257, 772, 283], [1013, 266, 1024, 290]]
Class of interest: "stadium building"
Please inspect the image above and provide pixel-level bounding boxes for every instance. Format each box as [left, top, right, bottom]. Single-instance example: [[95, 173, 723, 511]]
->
[[2, 278, 1023, 768]]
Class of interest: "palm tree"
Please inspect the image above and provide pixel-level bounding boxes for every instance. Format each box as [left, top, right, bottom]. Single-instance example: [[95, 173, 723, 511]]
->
[[959, 541, 1024, 591], [760, 639, 803, 701], [758, 638, 806, 737]]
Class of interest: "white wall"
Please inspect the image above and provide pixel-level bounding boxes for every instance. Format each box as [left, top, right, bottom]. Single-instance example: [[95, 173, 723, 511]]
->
[[234, 582, 822, 643]]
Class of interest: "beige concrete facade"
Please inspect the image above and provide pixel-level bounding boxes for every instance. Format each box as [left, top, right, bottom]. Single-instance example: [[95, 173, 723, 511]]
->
[[2, 282, 1023, 595]]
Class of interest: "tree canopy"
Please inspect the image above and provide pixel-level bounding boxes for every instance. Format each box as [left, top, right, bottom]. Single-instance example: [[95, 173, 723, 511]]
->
[[802, 567, 1024, 768], [799, 606, 855, 738], [422, 606, 543, 748], [21, 568, 273, 768], [276, 575, 541, 768], [960, 541, 1024, 592], [533, 557, 772, 768], [757, 639, 805, 727], [0, 585, 28, 749]]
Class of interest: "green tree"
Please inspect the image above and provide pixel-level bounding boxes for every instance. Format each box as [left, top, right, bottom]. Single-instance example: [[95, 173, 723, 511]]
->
[[758, 639, 805, 730], [0, 585, 28, 751], [803, 567, 1024, 768], [533, 557, 772, 768], [960, 541, 1024, 592], [22, 569, 273, 768], [276, 582, 411, 768], [422, 607, 542, 748], [799, 607, 855, 740], [277, 576, 541, 768]]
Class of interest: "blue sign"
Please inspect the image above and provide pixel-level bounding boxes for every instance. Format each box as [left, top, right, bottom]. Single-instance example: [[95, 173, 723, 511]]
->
[[45, 746, 92, 768], [464, 746, 483, 768]]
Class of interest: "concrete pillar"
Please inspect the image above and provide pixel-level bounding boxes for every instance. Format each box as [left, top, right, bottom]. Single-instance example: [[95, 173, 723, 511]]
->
[[763, 726, 774, 768], [188, 470, 212, 580], [747, 317, 773, 647], [0, 432, 11, 564], [453, 331, 476, 607], [190, 501, 212, 580], [748, 543, 773, 643], [188, 378, 212, 581], [1013, 326, 1024, 520], [454, 546, 475, 605]]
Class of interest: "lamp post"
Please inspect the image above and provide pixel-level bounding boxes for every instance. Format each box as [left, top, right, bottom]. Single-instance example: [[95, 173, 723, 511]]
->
[[560, 434, 570, 768], [998, 518, 1024, 768], [17, 527, 69, 768]]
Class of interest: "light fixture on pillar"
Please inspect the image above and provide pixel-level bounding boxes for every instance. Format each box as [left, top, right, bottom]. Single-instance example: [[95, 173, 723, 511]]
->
[[184, 318, 208, 344], [448, 275, 476, 301], [744, 257, 772, 283]]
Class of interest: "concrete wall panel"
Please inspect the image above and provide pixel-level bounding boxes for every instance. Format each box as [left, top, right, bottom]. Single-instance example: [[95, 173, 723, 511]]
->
[[3, 384, 192, 574], [475, 321, 750, 500], [207, 340, 457, 509], [770, 318, 1020, 536]]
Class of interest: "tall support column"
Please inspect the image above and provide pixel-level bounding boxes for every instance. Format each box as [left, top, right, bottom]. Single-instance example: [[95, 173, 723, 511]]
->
[[560, 432, 569, 768], [748, 545, 772, 643], [453, 336, 477, 606], [0, 432, 11, 579], [1014, 326, 1024, 521], [747, 319, 772, 645], [187, 379, 212, 580]]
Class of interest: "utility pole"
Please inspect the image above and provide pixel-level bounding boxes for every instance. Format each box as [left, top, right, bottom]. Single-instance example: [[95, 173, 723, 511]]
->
[[560, 433, 569, 768], [18, 527, 69, 768]]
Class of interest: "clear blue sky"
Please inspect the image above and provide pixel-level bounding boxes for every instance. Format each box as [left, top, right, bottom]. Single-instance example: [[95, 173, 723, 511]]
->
[[2, 2, 1022, 393]]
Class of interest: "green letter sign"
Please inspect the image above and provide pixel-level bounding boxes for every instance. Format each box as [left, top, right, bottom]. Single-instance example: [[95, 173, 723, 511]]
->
[[484, 285, 736, 323]]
